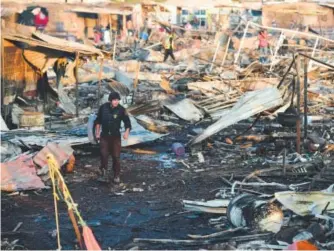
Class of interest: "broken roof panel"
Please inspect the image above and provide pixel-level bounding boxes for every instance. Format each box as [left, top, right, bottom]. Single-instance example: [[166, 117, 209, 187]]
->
[[1, 153, 46, 192], [32, 32, 102, 55], [190, 87, 284, 145], [69, 7, 132, 15], [2, 29, 102, 56]]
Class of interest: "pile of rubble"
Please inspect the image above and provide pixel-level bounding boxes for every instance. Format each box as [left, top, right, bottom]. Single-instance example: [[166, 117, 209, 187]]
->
[[1, 17, 334, 250]]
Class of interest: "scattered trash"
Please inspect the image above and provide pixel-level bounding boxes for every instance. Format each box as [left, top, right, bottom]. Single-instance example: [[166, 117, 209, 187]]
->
[[227, 194, 283, 233], [172, 142, 185, 156]]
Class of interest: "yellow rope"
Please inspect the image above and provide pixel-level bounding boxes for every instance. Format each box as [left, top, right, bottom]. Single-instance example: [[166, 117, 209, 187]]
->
[[47, 153, 88, 250], [48, 154, 61, 250]]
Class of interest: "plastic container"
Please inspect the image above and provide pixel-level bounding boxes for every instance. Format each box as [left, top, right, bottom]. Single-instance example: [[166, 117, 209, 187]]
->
[[171, 142, 185, 156]]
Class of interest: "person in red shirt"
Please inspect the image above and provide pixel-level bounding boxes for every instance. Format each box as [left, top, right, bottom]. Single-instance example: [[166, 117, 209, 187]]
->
[[258, 29, 269, 64], [34, 11, 49, 31]]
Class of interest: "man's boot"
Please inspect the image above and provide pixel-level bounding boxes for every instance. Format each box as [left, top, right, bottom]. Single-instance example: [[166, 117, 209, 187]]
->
[[113, 176, 120, 184], [97, 168, 109, 183]]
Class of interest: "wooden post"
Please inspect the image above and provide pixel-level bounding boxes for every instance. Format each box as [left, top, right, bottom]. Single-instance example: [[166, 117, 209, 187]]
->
[[295, 57, 301, 154], [75, 52, 79, 117], [221, 36, 231, 67], [97, 58, 103, 107], [134, 61, 141, 90], [269, 32, 284, 71], [210, 36, 221, 72], [234, 21, 250, 65], [1, 38, 5, 107], [113, 33, 117, 62], [283, 148, 286, 176], [304, 58, 308, 140], [68, 209, 84, 249], [308, 37, 319, 71], [108, 15, 113, 48]]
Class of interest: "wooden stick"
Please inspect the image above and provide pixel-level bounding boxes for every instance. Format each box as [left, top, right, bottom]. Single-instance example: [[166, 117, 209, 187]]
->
[[108, 15, 113, 48], [1, 38, 5, 107], [210, 37, 221, 72], [68, 208, 84, 249], [75, 52, 79, 117], [12, 222, 23, 232], [270, 32, 284, 71], [134, 62, 141, 90], [113, 33, 117, 62], [308, 37, 319, 71], [97, 57, 103, 107], [234, 21, 250, 64], [188, 227, 243, 239], [221, 36, 231, 67]]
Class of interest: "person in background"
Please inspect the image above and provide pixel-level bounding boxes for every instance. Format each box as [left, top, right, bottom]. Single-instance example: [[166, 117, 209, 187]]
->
[[94, 92, 131, 184], [127, 18, 134, 36], [103, 26, 111, 50], [33, 7, 49, 32], [193, 16, 199, 30], [185, 22, 192, 30], [163, 29, 176, 62], [140, 18, 149, 44], [258, 29, 269, 64], [93, 28, 102, 46]]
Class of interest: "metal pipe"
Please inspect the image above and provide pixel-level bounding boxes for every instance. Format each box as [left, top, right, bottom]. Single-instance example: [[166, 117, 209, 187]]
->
[[97, 58, 103, 107], [295, 57, 301, 154], [298, 52, 334, 70], [304, 58, 308, 140], [234, 21, 250, 65], [75, 52, 80, 117]]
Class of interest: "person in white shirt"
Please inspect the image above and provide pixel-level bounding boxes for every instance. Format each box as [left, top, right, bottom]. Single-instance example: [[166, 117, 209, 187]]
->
[[103, 26, 111, 45]]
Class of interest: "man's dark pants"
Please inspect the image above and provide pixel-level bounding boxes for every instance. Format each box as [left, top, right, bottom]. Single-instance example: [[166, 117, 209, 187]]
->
[[100, 135, 121, 178], [164, 49, 175, 62]]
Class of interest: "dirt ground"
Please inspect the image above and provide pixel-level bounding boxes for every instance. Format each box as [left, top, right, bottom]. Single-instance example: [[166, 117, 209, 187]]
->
[[2, 125, 333, 250], [1, 135, 234, 250]]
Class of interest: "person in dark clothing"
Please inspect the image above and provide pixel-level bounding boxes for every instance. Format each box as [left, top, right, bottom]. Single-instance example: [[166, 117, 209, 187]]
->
[[94, 92, 131, 184], [163, 30, 175, 62]]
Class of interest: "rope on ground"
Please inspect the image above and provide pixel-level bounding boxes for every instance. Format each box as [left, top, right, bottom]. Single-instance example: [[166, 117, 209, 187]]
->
[[47, 153, 101, 251]]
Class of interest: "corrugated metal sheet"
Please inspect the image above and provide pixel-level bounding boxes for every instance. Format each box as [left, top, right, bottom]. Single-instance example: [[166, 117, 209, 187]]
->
[[33, 143, 74, 176], [3, 30, 102, 56], [23, 49, 59, 72], [1, 153, 46, 192], [32, 32, 102, 55], [70, 7, 132, 15], [190, 87, 284, 145], [163, 98, 204, 122]]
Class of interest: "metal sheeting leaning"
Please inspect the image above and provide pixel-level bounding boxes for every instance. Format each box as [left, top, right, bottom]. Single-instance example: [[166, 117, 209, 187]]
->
[[1, 153, 46, 192], [163, 98, 204, 122], [190, 87, 283, 145], [33, 143, 74, 176]]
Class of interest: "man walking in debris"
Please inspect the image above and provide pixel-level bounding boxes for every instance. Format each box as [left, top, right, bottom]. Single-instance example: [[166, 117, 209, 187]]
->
[[163, 29, 176, 62], [95, 92, 131, 184]]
